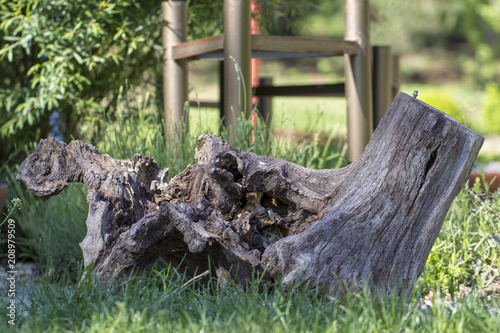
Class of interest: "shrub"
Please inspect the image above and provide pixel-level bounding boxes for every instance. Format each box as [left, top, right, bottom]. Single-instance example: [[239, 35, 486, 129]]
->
[[482, 83, 500, 134], [420, 90, 464, 124]]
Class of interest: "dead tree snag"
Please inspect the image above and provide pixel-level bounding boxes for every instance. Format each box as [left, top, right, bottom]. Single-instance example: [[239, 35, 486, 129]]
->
[[17, 93, 483, 297]]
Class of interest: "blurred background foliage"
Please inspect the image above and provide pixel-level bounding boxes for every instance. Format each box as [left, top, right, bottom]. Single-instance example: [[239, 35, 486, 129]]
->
[[0, 0, 320, 163], [1, 0, 499, 163], [0, 0, 163, 163]]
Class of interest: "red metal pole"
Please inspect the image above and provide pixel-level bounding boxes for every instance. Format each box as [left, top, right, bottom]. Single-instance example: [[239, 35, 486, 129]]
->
[[251, 0, 260, 142], [251, 0, 261, 103]]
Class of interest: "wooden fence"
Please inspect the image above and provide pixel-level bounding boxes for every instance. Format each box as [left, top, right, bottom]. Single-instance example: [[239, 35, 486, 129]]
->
[[162, 0, 400, 162]]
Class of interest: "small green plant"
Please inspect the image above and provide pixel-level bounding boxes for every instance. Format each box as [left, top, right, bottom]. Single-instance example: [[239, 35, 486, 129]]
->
[[422, 182, 500, 296], [0, 197, 22, 229], [4, 170, 87, 274]]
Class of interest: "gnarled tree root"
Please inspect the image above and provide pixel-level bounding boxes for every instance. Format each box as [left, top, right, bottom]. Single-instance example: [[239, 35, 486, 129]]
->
[[17, 93, 483, 297]]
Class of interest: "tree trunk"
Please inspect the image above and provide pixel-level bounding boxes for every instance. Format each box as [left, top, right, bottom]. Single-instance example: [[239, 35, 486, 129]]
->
[[17, 92, 483, 297]]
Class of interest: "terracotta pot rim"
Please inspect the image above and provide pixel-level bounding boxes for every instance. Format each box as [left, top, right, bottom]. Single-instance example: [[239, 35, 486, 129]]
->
[[469, 171, 500, 192], [470, 171, 500, 175]]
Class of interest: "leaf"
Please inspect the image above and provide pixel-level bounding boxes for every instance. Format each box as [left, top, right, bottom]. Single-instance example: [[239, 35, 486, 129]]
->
[[27, 64, 41, 76], [91, 55, 105, 63], [73, 52, 83, 64], [72, 21, 83, 33], [3, 36, 20, 42]]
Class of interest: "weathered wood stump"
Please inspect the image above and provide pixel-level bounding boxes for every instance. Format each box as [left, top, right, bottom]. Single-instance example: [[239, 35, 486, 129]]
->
[[17, 93, 483, 297]]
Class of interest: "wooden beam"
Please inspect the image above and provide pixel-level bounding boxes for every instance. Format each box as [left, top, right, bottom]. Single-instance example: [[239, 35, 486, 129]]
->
[[254, 83, 345, 97], [188, 101, 220, 109], [172, 35, 359, 60], [188, 84, 345, 110], [223, 0, 252, 132], [172, 35, 225, 60], [391, 54, 400, 100], [251, 35, 358, 57], [256, 77, 273, 139]]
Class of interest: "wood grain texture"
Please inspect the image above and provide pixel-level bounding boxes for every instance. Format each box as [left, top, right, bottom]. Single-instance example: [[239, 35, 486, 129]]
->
[[250, 35, 358, 56], [171, 34, 358, 60], [17, 93, 483, 297]]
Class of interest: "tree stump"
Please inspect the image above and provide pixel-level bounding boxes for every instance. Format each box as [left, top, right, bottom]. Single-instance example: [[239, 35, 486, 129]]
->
[[17, 93, 483, 297]]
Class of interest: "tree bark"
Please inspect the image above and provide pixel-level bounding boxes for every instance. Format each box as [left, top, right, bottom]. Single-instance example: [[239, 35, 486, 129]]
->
[[17, 92, 483, 297]]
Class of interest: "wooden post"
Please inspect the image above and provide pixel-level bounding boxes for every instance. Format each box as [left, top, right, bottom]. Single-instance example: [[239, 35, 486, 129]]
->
[[257, 77, 273, 138], [219, 61, 225, 131], [344, 0, 372, 163], [372, 45, 392, 131], [391, 54, 400, 100], [162, 1, 188, 135], [223, 0, 252, 134]]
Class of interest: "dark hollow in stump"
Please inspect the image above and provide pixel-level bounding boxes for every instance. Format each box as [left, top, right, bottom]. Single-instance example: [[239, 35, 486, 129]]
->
[[17, 93, 483, 297]]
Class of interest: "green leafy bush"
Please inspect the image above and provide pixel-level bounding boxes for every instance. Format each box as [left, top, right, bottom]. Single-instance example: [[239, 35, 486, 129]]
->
[[0, 0, 321, 163], [0, 0, 164, 163]]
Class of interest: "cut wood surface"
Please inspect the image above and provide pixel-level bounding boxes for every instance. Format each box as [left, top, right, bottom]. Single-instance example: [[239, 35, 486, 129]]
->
[[17, 93, 483, 297]]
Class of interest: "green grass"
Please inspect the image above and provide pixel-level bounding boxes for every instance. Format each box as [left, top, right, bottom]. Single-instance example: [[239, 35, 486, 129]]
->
[[189, 107, 221, 135], [187, 98, 347, 138], [423, 183, 500, 298], [2, 103, 499, 332], [271, 97, 346, 137], [188, 59, 348, 138], [1, 263, 499, 332]]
